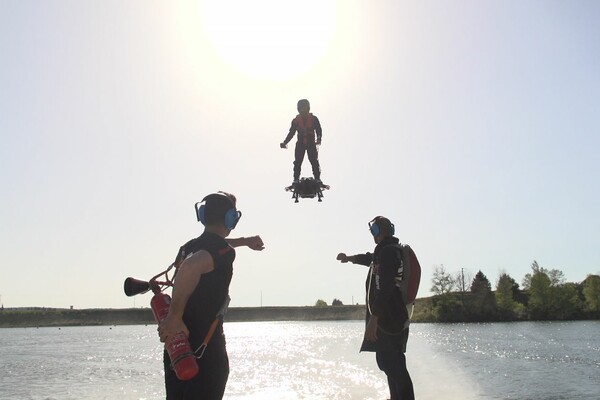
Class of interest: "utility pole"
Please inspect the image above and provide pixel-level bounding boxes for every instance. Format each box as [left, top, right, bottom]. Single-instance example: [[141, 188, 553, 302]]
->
[[461, 268, 465, 306]]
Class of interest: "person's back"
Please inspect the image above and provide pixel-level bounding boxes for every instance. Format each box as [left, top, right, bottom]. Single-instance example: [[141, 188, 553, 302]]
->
[[159, 192, 264, 400], [176, 233, 234, 349]]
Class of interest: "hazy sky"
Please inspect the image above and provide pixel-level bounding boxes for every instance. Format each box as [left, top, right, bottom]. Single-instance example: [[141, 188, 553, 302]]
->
[[1, 1, 599, 309]]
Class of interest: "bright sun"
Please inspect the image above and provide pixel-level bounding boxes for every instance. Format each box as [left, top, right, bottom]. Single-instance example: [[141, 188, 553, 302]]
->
[[202, 0, 336, 81]]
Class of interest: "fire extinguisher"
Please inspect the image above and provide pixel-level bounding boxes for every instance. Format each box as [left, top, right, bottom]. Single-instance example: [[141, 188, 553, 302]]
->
[[150, 286, 199, 381]]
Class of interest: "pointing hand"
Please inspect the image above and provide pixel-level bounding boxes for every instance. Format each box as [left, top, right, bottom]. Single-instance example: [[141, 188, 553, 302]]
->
[[245, 235, 265, 251], [336, 253, 349, 263]]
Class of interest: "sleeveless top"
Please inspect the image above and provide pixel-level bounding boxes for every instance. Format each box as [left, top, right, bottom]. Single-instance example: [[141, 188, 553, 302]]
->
[[174, 232, 235, 348]]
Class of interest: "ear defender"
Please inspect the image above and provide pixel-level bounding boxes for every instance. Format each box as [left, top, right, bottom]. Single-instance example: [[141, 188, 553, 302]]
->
[[195, 202, 206, 224], [224, 208, 242, 230], [195, 196, 241, 230], [369, 218, 395, 237], [369, 221, 380, 237]]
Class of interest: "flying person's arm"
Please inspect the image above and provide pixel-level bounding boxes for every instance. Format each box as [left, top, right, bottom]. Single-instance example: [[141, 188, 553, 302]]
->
[[314, 116, 322, 144], [280, 120, 297, 148], [226, 236, 265, 251], [158, 250, 215, 342], [337, 252, 373, 266]]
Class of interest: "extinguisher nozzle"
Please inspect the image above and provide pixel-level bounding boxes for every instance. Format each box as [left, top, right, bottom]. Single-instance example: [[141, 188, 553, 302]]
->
[[124, 277, 151, 296]]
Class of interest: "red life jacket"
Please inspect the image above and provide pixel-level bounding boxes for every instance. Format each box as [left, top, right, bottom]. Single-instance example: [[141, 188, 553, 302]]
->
[[295, 113, 315, 145]]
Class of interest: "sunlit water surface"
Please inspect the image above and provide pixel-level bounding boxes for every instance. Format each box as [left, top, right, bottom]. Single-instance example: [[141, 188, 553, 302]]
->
[[1, 320, 598, 399]]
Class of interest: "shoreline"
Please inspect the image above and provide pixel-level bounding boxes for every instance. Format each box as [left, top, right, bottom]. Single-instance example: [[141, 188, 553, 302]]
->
[[0, 305, 365, 328]]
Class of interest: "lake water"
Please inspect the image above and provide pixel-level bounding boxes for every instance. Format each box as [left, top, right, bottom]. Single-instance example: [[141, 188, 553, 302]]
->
[[0, 320, 598, 400]]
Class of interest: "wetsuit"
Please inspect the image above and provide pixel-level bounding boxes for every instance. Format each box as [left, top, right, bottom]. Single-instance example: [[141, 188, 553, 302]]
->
[[281, 113, 322, 181], [164, 232, 235, 400], [352, 236, 415, 400]]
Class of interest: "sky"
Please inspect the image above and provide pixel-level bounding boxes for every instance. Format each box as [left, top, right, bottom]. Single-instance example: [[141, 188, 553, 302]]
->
[[1, 0, 599, 309]]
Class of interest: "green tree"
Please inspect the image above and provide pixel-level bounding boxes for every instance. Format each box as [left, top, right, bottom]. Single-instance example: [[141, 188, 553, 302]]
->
[[315, 299, 327, 307], [528, 269, 552, 319], [551, 283, 582, 319], [468, 270, 496, 320], [496, 272, 518, 319], [548, 269, 566, 286], [470, 270, 492, 293], [522, 260, 541, 289], [331, 298, 343, 306], [523, 260, 565, 289], [431, 265, 462, 321], [525, 261, 573, 320], [431, 264, 454, 296], [582, 274, 600, 313], [454, 269, 473, 293]]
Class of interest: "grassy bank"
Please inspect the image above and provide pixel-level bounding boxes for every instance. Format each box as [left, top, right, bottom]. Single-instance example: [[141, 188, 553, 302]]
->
[[0, 305, 366, 328]]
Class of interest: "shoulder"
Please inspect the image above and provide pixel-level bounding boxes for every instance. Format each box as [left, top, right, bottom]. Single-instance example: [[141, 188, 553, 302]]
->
[[379, 244, 401, 263], [202, 236, 234, 259], [181, 234, 231, 258], [180, 249, 215, 274]]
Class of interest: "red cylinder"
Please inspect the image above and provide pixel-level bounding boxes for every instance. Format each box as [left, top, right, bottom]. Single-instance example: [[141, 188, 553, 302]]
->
[[150, 291, 199, 381]]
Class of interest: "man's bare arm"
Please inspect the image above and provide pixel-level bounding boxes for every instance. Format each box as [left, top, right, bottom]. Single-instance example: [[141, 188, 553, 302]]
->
[[158, 250, 214, 341], [226, 236, 265, 251]]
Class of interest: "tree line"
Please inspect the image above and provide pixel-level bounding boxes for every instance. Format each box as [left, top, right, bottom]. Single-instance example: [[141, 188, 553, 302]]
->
[[419, 260, 600, 322]]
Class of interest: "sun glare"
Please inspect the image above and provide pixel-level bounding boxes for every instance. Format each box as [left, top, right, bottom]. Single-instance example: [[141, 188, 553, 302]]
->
[[202, 0, 336, 81]]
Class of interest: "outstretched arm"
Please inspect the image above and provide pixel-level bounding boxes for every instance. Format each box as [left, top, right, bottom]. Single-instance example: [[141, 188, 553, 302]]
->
[[226, 236, 265, 251], [337, 252, 372, 266]]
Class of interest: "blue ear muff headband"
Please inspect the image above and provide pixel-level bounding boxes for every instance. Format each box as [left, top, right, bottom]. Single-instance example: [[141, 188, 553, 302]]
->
[[369, 219, 395, 237], [195, 195, 242, 230]]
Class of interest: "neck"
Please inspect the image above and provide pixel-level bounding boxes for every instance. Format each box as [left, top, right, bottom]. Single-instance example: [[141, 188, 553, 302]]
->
[[375, 234, 394, 245], [204, 225, 229, 238]]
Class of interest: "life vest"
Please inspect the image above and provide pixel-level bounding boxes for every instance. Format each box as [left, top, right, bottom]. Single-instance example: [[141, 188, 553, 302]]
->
[[295, 113, 315, 145], [366, 243, 421, 332], [394, 244, 421, 306]]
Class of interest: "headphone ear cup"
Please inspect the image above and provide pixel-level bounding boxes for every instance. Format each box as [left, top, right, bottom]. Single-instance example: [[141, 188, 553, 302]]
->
[[370, 223, 380, 237], [224, 208, 239, 230], [198, 205, 206, 225]]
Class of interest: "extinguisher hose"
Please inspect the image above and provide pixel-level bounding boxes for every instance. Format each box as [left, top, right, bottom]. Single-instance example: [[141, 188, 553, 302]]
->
[[193, 318, 221, 359]]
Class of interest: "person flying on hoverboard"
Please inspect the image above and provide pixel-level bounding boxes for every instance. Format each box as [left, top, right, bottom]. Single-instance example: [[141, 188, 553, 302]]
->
[[280, 99, 323, 186]]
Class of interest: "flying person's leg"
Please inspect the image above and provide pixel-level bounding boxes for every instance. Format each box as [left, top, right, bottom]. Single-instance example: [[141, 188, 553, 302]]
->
[[293, 142, 306, 182], [306, 141, 321, 182]]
